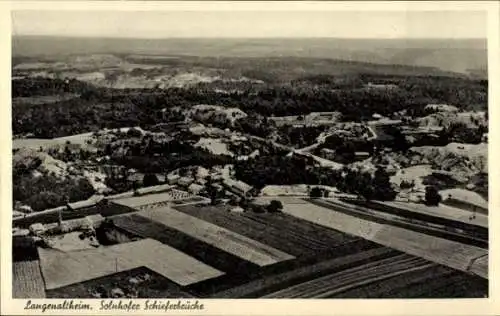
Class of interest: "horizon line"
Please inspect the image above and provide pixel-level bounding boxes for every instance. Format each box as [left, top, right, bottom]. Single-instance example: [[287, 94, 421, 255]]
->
[[12, 34, 487, 41]]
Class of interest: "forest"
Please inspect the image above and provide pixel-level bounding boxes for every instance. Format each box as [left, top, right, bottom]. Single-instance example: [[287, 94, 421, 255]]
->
[[12, 72, 487, 138]]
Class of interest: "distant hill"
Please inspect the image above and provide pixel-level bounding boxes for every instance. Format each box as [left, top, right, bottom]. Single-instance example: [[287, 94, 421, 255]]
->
[[12, 36, 487, 78]]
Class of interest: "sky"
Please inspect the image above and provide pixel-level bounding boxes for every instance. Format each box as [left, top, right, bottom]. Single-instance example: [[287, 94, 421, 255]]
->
[[11, 10, 487, 39]]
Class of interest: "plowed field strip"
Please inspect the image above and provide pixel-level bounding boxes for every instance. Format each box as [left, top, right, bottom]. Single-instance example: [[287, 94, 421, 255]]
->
[[176, 206, 357, 256], [263, 255, 432, 298], [332, 265, 455, 298], [113, 214, 257, 274], [281, 200, 487, 279], [211, 247, 397, 298], [13, 260, 46, 298], [137, 207, 295, 267], [174, 208, 323, 256]]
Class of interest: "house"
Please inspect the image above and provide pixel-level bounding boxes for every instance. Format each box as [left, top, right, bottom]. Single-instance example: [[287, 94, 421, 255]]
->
[[177, 177, 195, 187], [29, 223, 45, 235], [222, 178, 253, 198], [136, 184, 172, 195], [188, 183, 204, 195], [167, 174, 180, 185], [127, 173, 145, 184], [67, 195, 104, 211], [354, 152, 370, 160]]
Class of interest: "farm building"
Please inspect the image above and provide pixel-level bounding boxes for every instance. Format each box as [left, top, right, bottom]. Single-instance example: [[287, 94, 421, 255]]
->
[[45, 214, 105, 234], [178, 177, 195, 187], [136, 184, 172, 195], [222, 178, 253, 198], [68, 195, 104, 211], [29, 223, 45, 235], [167, 174, 181, 184], [188, 183, 204, 195], [127, 173, 145, 184], [354, 152, 370, 160]]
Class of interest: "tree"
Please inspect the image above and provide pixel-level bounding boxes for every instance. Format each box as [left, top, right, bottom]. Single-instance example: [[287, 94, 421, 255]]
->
[[310, 187, 323, 198], [372, 168, 397, 201], [424, 185, 442, 206], [267, 200, 283, 213], [143, 173, 160, 187]]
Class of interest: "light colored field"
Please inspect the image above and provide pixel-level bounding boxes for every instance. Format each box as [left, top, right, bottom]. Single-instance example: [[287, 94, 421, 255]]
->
[[194, 138, 234, 156], [112, 191, 192, 209], [440, 188, 488, 210], [281, 201, 385, 240], [378, 201, 488, 228], [13, 260, 46, 298], [469, 255, 488, 279], [38, 238, 224, 289], [137, 207, 295, 267], [13, 132, 94, 150], [280, 199, 487, 278], [374, 226, 487, 278]]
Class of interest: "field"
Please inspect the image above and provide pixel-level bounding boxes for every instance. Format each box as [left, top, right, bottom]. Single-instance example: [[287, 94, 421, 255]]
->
[[38, 238, 224, 289], [175, 205, 360, 257], [46, 267, 194, 298], [263, 253, 434, 298], [318, 199, 487, 247], [375, 200, 488, 228], [136, 207, 295, 267], [327, 264, 487, 298], [110, 213, 259, 275], [278, 198, 487, 279], [211, 247, 397, 298], [375, 225, 487, 278], [13, 132, 95, 150], [13, 260, 46, 298]]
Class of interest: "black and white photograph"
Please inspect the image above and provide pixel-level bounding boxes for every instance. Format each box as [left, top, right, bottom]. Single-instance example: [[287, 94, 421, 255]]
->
[[6, 2, 492, 307]]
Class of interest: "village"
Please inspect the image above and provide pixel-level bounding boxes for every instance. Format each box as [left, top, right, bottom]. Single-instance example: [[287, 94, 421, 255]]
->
[[12, 99, 488, 299]]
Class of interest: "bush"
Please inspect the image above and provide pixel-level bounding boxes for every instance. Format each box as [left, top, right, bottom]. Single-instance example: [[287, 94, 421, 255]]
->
[[310, 187, 323, 198], [143, 173, 160, 187], [424, 185, 442, 206], [267, 200, 283, 213]]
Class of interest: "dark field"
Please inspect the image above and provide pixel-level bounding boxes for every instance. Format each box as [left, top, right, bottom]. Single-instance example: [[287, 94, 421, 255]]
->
[[175, 205, 360, 257]]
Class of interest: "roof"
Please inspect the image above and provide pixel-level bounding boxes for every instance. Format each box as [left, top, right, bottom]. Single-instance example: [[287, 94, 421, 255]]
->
[[136, 184, 172, 195], [68, 195, 104, 210], [223, 178, 253, 193]]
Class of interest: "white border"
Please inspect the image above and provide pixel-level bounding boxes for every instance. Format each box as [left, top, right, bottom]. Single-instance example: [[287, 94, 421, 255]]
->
[[1, 1, 499, 315]]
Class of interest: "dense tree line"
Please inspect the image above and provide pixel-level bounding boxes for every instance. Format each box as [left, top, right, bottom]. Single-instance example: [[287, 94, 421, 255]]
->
[[277, 126, 327, 148], [13, 172, 95, 212], [109, 138, 233, 174], [234, 155, 396, 201], [12, 73, 487, 138], [12, 78, 94, 97]]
